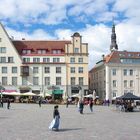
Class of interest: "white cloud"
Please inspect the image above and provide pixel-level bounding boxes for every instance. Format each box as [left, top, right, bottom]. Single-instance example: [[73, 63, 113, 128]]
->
[[0, 0, 117, 25], [6, 27, 54, 40], [113, 0, 140, 24]]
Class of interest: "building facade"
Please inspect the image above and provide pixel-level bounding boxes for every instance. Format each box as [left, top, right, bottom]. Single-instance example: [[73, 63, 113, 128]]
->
[[89, 24, 140, 101], [0, 23, 88, 98]]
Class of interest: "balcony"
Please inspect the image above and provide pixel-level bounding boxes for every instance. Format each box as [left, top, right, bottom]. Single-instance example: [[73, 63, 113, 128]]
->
[[20, 66, 29, 76]]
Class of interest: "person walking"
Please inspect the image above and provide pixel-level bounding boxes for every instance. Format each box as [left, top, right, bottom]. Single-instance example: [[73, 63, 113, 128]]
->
[[66, 98, 69, 108], [0, 98, 3, 108], [89, 99, 93, 112], [7, 98, 10, 109], [38, 98, 42, 107], [79, 100, 84, 114], [49, 105, 60, 131]]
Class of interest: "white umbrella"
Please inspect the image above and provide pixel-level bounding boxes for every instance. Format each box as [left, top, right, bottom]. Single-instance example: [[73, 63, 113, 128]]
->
[[2, 92, 21, 96], [45, 93, 52, 97], [21, 92, 38, 96], [84, 94, 93, 98], [71, 94, 80, 98]]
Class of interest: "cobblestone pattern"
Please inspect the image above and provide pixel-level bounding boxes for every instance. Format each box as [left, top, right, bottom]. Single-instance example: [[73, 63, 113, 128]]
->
[[0, 103, 140, 140]]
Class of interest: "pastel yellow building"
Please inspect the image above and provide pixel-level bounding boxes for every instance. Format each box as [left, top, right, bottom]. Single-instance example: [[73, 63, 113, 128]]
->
[[65, 33, 88, 97]]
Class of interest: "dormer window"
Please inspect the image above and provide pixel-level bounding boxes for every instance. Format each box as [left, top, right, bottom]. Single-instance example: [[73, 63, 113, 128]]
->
[[37, 49, 46, 54], [52, 50, 61, 54], [22, 49, 31, 54]]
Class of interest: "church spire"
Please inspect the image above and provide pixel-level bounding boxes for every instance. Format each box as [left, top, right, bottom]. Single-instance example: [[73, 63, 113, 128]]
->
[[110, 23, 118, 52]]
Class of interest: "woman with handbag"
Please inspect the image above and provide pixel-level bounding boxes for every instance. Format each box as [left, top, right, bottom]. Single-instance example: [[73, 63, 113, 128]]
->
[[49, 105, 60, 131]]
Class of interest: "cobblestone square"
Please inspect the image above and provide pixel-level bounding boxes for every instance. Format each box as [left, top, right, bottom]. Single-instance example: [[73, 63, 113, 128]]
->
[[0, 103, 140, 140]]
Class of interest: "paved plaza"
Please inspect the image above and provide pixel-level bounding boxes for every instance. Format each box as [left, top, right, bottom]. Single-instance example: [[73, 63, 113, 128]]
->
[[0, 103, 140, 140]]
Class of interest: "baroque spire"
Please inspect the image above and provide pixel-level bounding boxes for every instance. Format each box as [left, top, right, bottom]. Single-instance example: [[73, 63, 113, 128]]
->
[[110, 23, 118, 52]]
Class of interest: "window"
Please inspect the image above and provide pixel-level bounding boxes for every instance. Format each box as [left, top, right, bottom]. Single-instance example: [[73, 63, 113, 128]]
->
[[44, 67, 50, 73], [12, 77, 17, 85], [37, 50, 46, 54], [22, 50, 31, 54], [52, 50, 61, 54], [22, 50, 26, 54], [130, 80, 134, 87], [2, 67, 7, 73], [2, 77, 7, 85], [0, 47, 6, 53], [70, 58, 75, 63], [45, 77, 50, 85], [124, 80, 127, 88], [12, 67, 17, 73], [43, 58, 50, 63], [78, 67, 83, 73], [56, 77, 61, 85], [79, 77, 83, 86], [113, 80, 117, 87], [56, 67, 61, 73], [53, 58, 60, 62], [22, 77, 27, 85], [71, 77, 75, 85], [112, 90, 117, 97], [123, 69, 127, 76], [21, 66, 29, 75], [130, 69, 133, 76], [74, 48, 79, 53], [71, 67, 75, 73], [33, 58, 40, 63], [0, 57, 6, 63], [0, 38, 1, 42], [33, 67, 39, 74], [33, 77, 39, 85], [112, 69, 116, 76], [23, 58, 30, 63], [8, 57, 14, 63], [78, 58, 83, 63]]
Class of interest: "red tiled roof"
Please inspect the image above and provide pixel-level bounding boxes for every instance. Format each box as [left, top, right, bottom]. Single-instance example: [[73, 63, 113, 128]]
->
[[12, 40, 71, 55], [105, 51, 140, 63]]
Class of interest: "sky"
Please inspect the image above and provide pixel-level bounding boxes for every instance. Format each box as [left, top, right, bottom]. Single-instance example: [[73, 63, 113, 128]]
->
[[0, 0, 140, 70]]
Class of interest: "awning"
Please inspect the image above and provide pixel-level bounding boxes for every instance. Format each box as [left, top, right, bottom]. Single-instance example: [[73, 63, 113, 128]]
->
[[19, 86, 31, 90], [3, 90, 17, 93], [52, 90, 63, 94]]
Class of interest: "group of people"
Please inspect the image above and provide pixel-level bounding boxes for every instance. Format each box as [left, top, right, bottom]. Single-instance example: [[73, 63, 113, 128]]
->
[[0, 98, 11, 109], [78, 99, 93, 114], [49, 98, 94, 131], [116, 100, 136, 112]]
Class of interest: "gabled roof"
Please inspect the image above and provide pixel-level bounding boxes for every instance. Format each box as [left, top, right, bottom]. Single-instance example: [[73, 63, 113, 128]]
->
[[105, 51, 140, 63], [89, 50, 140, 72], [12, 40, 71, 55]]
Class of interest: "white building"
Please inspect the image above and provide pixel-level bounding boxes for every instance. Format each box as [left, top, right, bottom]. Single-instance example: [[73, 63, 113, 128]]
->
[[89, 24, 140, 101], [0, 23, 88, 98]]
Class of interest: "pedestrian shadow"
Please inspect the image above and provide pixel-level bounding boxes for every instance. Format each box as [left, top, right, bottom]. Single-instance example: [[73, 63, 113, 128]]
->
[[59, 128, 83, 132], [84, 112, 94, 115]]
